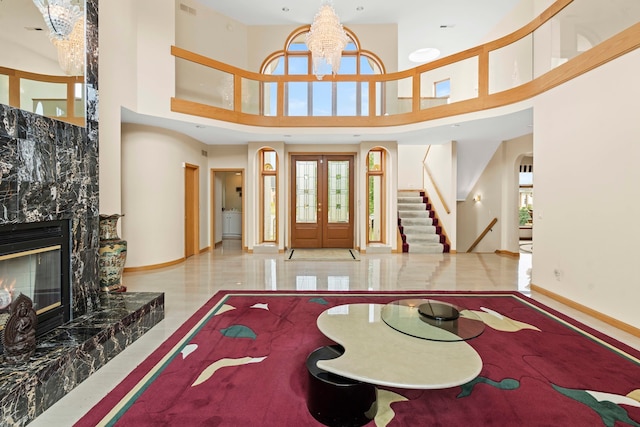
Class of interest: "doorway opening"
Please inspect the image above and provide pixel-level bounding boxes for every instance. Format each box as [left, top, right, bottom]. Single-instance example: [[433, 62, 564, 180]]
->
[[211, 169, 244, 249]]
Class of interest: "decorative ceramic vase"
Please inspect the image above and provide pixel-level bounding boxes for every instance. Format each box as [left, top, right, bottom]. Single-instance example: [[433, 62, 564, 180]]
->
[[98, 214, 127, 292]]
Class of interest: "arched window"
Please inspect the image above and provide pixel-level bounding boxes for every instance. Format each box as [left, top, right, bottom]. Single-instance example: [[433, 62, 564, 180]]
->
[[260, 26, 385, 117], [260, 149, 278, 242], [367, 148, 385, 243]]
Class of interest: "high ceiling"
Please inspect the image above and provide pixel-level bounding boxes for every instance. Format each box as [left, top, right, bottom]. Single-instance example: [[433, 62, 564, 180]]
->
[[201, 0, 524, 71], [141, 0, 534, 146], [1, 0, 535, 146]]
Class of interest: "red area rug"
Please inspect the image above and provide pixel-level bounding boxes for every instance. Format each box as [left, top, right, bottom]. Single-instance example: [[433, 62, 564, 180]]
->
[[75, 291, 640, 426]]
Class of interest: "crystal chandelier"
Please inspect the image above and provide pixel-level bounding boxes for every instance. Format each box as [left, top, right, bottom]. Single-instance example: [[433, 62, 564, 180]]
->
[[32, 0, 83, 40], [305, 2, 349, 80], [53, 17, 84, 76]]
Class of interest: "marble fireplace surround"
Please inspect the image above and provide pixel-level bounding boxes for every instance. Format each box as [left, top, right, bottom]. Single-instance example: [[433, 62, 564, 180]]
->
[[0, 1, 164, 425]]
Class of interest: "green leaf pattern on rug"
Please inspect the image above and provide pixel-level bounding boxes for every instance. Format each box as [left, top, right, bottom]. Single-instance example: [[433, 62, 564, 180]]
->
[[458, 376, 520, 398], [552, 384, 640, 427], [220, 325, 257, 340], [309, 297, 329, 305]]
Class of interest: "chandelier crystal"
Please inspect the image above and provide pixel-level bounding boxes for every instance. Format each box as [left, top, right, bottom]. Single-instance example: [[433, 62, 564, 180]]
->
[[53, 17, 84, 76], [32, 0, 83, 40], [305, 2, 349, 80]]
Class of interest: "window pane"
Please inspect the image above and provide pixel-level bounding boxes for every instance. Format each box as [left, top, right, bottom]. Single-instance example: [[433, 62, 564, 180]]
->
[[287, 82, 308, 116], [368, 175, 382, 242], [264, 57, 284, 75], [435, 79, 451, 97], [263, 151, 276, 171], [295, 161, 317, 223], [288, 56, 308, 75], [368, 151, 382, 171], [328, 161, 349, 223], [345, 41, 357, 51], [338, 56, 357, 74], [263, 176, 277, 241], [336, 82, 357, 116], [312, 82, 332, 116], [360, 56, 381, 75]]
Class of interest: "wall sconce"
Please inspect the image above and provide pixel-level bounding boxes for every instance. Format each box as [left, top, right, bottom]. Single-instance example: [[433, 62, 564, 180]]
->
[[473, 194, 482, 203]]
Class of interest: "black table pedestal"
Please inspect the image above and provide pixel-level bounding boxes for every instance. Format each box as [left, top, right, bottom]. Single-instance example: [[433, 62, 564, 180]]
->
[[306, 345, 377, 427]]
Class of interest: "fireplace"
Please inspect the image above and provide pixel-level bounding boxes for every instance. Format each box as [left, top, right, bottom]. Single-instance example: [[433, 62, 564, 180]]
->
[[0, 220, 71, 345]]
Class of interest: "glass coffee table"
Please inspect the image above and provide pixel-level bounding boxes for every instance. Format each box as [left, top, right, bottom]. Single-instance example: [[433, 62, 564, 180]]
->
[[313, 300, 483, 390], [380, 298, 485, 342]]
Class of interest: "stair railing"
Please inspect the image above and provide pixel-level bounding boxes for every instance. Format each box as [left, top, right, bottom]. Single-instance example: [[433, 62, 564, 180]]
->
[[467, 217, 498, 253], [422, 148, 451, 214]]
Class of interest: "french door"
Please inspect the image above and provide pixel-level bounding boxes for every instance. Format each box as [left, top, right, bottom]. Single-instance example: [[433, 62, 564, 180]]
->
[[290, 155, 354, 248]]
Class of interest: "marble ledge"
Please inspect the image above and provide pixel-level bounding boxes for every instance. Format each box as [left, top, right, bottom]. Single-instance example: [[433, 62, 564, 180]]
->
[[0, 292, 164, 426]]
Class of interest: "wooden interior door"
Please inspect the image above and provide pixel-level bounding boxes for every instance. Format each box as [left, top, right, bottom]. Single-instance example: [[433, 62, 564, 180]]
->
[[185, 163, 199, 258], [290, 155, 354, 248]]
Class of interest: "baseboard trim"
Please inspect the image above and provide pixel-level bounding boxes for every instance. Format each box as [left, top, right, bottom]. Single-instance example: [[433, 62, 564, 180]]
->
[[495, 250, 519, 258], [531, 284, 640, 339], [200, 246, 211, 254], [124, 257, 185, 273]]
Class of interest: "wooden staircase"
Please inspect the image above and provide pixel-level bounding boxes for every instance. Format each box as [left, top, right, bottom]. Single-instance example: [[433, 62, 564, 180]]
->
[[397, 190, 450, 253]]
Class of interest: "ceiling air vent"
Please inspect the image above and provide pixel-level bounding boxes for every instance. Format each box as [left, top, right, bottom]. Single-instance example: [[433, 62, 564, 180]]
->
[[179, 3, 197, 16]]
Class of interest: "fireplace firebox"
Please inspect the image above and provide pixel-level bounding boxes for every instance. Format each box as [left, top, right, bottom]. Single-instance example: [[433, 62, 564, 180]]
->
[[0, 220, 71, 346]]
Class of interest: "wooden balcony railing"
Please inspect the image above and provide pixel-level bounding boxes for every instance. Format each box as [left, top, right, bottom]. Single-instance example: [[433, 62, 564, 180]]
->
[[170, 0, 640, 128], [0, 67, 85, 126]]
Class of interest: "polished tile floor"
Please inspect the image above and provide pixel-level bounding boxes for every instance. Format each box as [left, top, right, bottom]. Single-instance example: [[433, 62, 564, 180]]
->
[[31, 240, 640, 426]]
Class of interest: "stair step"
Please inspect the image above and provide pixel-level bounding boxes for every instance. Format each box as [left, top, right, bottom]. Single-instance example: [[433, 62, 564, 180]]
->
[[402, 225, 438, 235], [405, 243, 445, 254], [400, 218, 434, 226]]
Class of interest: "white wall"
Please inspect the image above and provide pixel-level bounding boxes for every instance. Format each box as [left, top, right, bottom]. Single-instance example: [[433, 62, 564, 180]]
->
[[98, 0, 139, 215], [121, 123, 209, 268], [532, 49, 640, 327], [457, 134, 532, 253]]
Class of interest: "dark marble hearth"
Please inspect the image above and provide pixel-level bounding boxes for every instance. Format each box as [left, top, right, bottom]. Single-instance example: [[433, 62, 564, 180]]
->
[[0, 292, 164, 426]]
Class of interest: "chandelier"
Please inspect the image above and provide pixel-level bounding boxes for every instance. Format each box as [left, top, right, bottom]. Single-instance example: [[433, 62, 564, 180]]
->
[[305, 2, 349, 80], [53, 17, 84, 76], [32, 0, 83, 40]]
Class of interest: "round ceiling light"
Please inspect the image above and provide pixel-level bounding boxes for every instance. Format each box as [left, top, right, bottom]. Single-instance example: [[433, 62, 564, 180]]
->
[[409, 47, 441, 63]]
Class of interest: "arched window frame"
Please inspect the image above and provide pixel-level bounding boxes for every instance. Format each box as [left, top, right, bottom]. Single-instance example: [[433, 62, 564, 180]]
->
[[260, 26, 386, 117], [367, 148, 386, 244], [260, 148, 278, 243]]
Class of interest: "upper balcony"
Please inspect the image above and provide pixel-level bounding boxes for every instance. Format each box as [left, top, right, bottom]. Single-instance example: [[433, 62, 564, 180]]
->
[[170, 0, 640, 129], [0, 0, 638, 131]]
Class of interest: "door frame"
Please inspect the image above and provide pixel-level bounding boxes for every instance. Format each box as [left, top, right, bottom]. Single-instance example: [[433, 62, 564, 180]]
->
[[289, 153, 355, 249], [184, 163, 199, 258], [210, 168, 245, 249]]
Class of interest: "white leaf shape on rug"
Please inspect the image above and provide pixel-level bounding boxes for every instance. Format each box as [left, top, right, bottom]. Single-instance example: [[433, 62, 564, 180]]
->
[[480, 307, 504, 319], [587, 390, 640, 407], [191, 356, 267, 387], [215, 304, 236, 316], [471, 308, 541, 332], [251, 303, 269, 311], [374, 389, 408, 427], [181, 344, 198, 359]]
